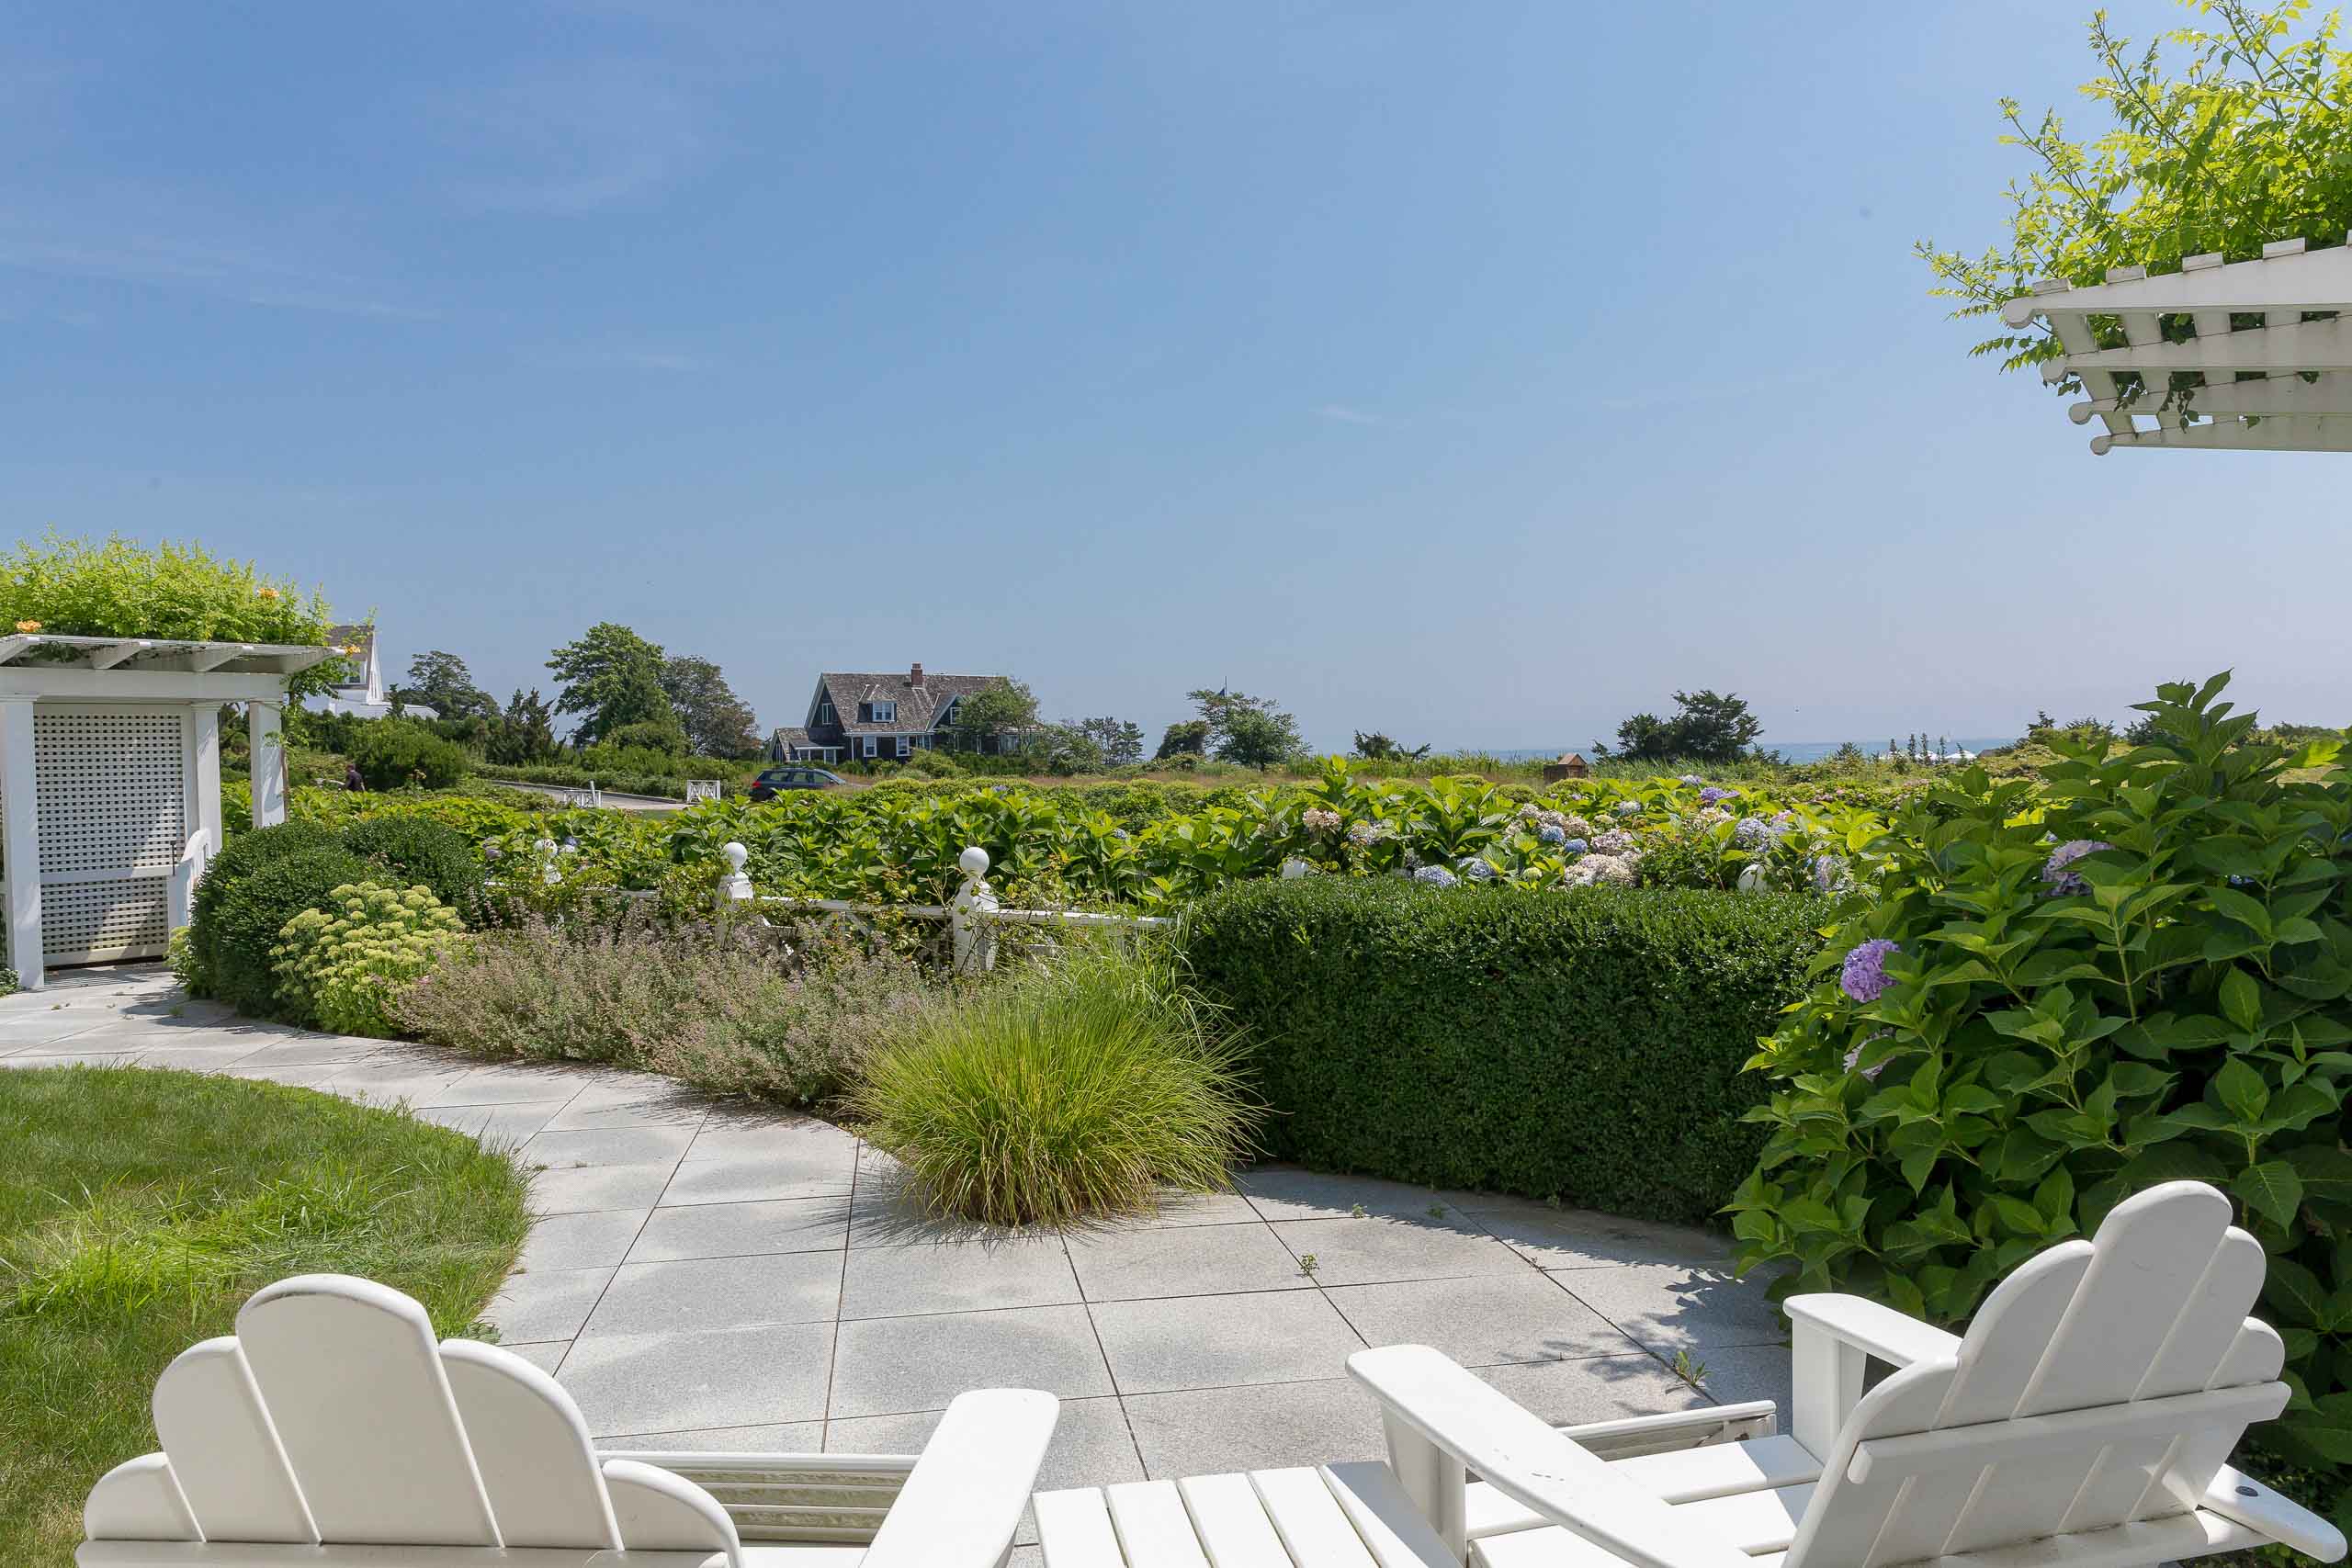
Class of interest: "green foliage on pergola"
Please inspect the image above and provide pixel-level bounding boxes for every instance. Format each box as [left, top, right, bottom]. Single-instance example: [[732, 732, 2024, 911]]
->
[[1920, 0, 2352, 381]]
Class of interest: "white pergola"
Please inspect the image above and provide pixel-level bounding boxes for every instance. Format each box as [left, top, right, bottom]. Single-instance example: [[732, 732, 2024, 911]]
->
[[0, 634, 338, 991], [2004, 234, 2352, 453]]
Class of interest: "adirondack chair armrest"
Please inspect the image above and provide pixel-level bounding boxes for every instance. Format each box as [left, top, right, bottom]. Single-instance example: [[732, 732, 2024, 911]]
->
[[2206, 1462, 2348, 1562], [1781, 1292, 1962, 1456], [859, 1387, 1059, 1568], [1781, 1293, 1961, 1368], [1348, 1345, 1753, 1568]]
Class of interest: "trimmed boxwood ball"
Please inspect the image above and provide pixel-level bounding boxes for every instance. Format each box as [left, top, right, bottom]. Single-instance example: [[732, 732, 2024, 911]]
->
[[340, 815, 483, 916], [1177, 878, 1830, 1225], [200, 843, 376, 1021], [187, 820, 344, 998]]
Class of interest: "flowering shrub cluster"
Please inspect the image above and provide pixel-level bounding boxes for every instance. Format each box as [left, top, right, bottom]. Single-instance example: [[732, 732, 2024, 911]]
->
[[477, 760, 1890, 914], [0, 532, 348, 698], [271, 882, 469, 1037], [1727, 675, 2352, 1489]]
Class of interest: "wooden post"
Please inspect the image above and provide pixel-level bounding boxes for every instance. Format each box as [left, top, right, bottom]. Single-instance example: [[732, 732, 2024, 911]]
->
[[0, 697, 41, 990], [177, 703, 224, 931], [248, 700, 286, 828]]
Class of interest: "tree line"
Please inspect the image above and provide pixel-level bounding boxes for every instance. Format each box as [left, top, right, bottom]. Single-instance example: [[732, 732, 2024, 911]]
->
[[389, 622, 763, 763]]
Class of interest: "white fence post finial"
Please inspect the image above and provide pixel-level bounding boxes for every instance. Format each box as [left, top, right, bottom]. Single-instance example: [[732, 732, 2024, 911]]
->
[[950, 845, 999, 975], [717, 840, 754, 908]]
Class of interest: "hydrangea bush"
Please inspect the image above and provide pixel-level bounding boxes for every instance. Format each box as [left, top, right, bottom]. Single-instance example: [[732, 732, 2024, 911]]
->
[[271, 882, 469, 1037], [508, 757, 1890, 912], [1727, 675, 2352, 1487]]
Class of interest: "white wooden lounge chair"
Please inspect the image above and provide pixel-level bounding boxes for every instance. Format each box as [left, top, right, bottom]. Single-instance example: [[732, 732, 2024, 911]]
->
[[1347, 1180, 2345, 1568], [79, 1272, 1057, 1567]]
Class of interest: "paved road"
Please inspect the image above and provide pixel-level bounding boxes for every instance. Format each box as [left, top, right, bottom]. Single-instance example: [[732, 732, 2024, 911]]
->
[[490, 780, 684, 813], [0, 963, 1791, 1553]]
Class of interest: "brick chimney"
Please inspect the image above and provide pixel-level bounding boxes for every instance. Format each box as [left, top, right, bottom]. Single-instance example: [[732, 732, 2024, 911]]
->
[[909, 662, 925, 688]]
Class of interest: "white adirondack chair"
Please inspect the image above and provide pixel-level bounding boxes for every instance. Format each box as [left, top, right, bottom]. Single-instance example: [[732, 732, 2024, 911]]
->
[[79, 1272, 1058, 1567], [1349, 1180, 2346, 1568]]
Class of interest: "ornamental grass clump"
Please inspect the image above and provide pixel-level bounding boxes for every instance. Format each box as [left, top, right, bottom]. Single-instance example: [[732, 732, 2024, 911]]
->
[[850, 944, 1261, 1228], [1729, 673, 2352, 1485]]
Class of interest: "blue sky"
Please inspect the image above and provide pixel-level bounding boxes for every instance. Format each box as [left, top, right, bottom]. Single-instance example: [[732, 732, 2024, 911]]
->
[[4, 1, 2342, 753]]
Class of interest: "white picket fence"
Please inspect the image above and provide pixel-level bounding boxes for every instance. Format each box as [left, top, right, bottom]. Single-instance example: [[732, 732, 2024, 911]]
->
[[716, 843, 1170, 975]]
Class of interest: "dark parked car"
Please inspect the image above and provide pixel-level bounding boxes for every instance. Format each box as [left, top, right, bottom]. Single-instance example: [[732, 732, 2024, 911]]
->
[[749, 765, 846, 802]]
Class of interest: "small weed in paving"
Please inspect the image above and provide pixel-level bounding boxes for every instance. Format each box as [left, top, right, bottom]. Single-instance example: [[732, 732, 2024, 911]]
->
[[0, 1066, 528, 1564], [851, 943, 1262, 1228]]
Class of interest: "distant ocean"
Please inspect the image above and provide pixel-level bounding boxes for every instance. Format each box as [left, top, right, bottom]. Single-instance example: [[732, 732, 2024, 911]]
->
[[1484, 737, 2020, 764]]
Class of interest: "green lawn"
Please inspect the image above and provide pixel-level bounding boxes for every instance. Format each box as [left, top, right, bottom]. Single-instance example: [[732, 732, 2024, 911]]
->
[[0, 1066, 529, 1564]]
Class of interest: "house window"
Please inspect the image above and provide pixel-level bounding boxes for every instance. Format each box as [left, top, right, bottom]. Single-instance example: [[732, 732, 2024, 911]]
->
[[872, 700, 897, 724], [895, 736, 910, 759], [817, 701, 835, 726], [860, 735, 877, 759]]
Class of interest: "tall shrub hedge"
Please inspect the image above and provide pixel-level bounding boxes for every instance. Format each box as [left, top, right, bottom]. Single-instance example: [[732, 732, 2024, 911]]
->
[[1178, 878, 1830, 1224]]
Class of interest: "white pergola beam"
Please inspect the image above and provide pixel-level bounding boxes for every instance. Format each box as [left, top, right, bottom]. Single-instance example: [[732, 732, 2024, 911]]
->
[[88, 640, 150, 670], [2004, 236, 2352, 326], [2047, 313, 2352, 377], [2091, 413, 2352, 454], [2072, 372, 2352, 422], [0, 634, 337, 677], [2006, 236, 2352, 454], [187, 646, 252, 673]]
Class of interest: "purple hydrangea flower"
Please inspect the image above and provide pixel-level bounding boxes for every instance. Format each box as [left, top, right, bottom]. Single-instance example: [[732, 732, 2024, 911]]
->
[[1413, 864, 1459, 888], [1538, 823, 1566, 845], [1840, 939, 1901, 1003], [1733, 816, 1777, 849], [2041, 839, 2113, 897], [1455, 856, 1495, 882], [1613, 799, 1641, 817], [1699, 786, 1737, 806], [1679, 773, 1703, 786], [1560, 837, 1588, 854]]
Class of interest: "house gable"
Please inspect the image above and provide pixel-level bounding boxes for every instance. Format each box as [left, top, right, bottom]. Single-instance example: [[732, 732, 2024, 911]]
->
[[775, 665, 1014, 757]]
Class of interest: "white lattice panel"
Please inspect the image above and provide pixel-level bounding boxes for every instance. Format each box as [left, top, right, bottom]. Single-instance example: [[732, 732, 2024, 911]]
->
[[35, 707, 187, 874], [41, 875, 172, 964], [24, 705, 190, 964]]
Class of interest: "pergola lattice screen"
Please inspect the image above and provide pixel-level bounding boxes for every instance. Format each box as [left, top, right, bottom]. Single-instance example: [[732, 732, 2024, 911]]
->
[[33, 705, 186, 964]]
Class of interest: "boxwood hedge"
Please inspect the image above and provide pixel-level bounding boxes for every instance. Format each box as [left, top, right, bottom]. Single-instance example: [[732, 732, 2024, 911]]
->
[[1178, 878, 1830, 1224]]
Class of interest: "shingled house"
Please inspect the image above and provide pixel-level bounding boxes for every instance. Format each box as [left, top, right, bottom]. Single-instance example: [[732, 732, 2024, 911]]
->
[[768, 664, 1018, 762]]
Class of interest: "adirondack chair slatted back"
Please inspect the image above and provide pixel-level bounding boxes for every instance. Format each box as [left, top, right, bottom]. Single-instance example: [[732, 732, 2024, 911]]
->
[[82, 1274, 740, 1563], [1784, 1182, 2290, 1568]]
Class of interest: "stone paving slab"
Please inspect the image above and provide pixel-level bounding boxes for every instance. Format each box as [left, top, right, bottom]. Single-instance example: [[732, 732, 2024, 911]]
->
[[0, 962, 1796, 1476]]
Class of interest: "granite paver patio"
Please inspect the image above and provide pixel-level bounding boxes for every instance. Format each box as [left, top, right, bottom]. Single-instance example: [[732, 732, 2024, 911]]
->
[[0, 961, 1796, 1514]]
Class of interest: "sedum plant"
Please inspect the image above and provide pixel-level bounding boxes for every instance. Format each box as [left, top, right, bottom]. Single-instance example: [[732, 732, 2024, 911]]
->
[[1729, 674, 2352, 1479], [271, 882, 468, 1037]]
